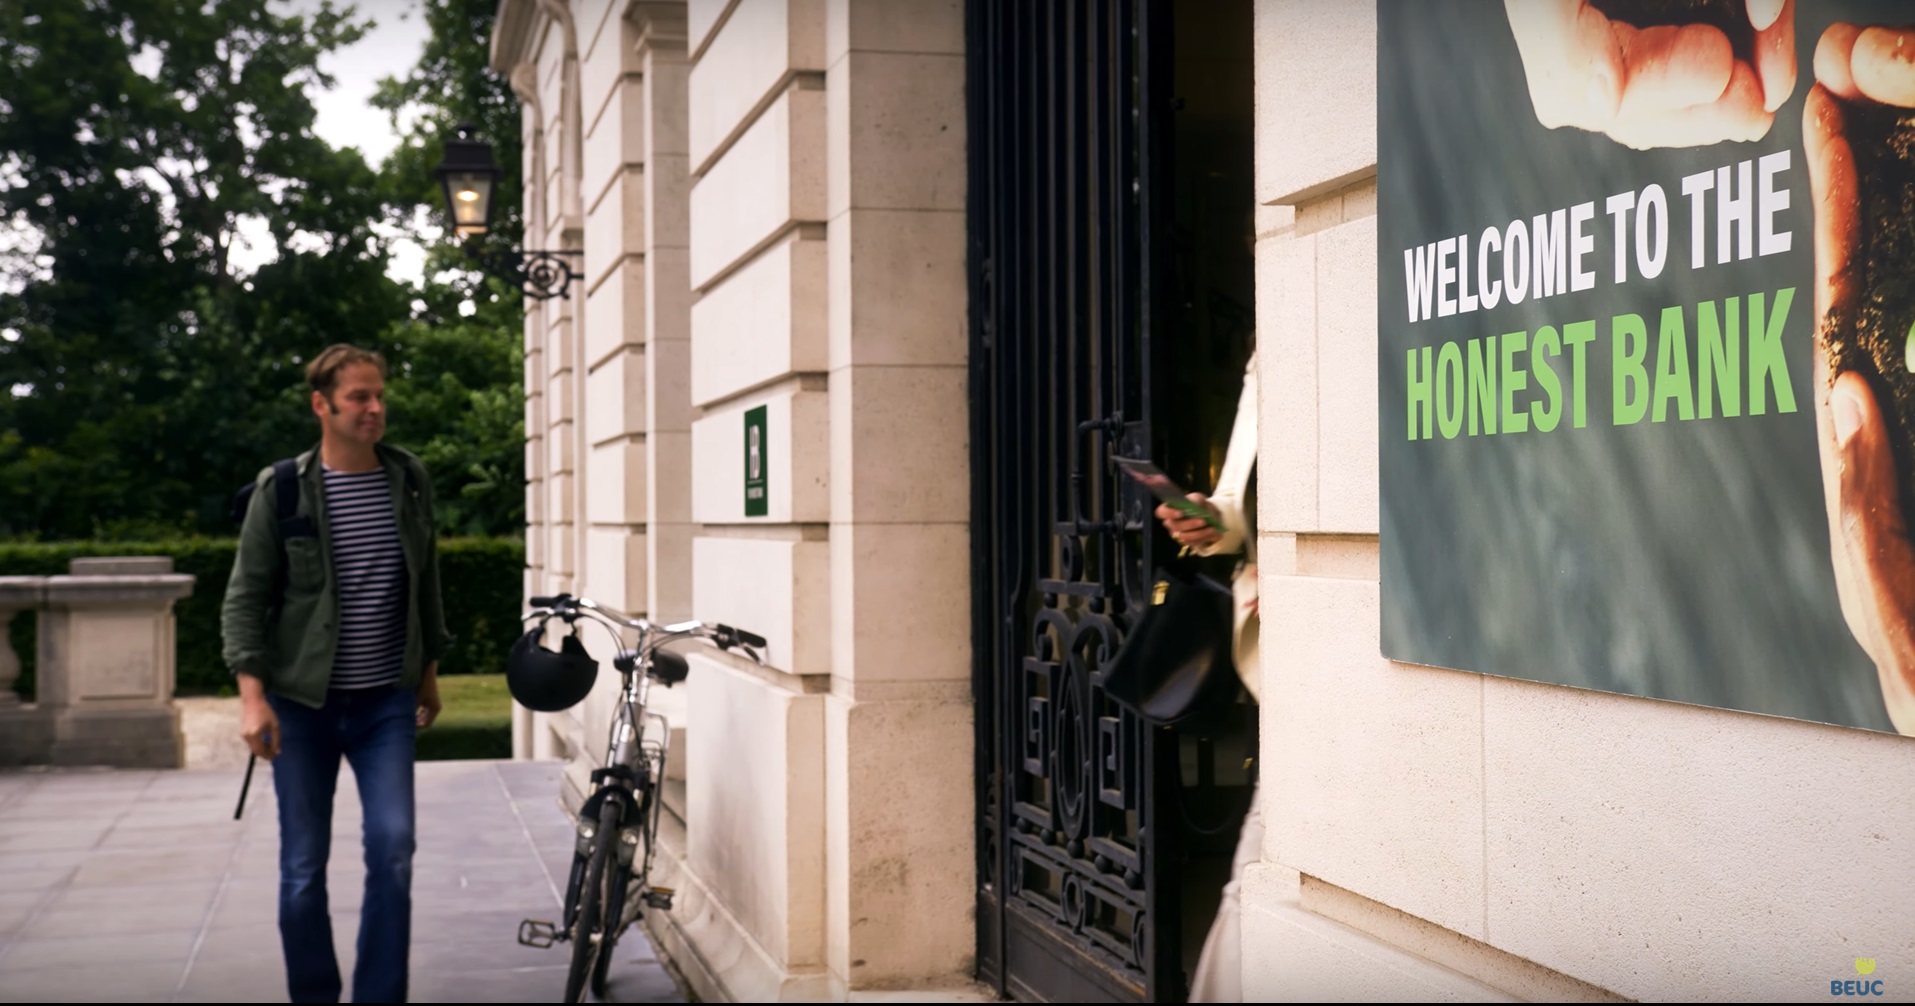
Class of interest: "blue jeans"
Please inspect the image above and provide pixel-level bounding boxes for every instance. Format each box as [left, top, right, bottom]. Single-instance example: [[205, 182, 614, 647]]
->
[[269, 686, 417, 1003]]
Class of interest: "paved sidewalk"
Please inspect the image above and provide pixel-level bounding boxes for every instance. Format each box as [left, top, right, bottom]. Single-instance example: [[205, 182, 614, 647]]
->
[[0, 760, 683, 1003]]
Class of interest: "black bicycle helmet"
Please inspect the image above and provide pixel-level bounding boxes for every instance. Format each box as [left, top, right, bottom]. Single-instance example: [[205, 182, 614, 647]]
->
[[507, 626, 599, 712]]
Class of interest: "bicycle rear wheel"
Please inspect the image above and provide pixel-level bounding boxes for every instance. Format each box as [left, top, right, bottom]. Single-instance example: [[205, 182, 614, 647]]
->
[[565, 797, 622, 1002]]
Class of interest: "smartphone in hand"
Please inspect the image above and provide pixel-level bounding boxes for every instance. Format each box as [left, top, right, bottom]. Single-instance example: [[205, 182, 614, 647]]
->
[[1110, 456, 1225, 531]]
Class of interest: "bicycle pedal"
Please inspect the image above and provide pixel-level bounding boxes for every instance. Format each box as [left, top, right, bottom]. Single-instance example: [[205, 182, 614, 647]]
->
[[643, 887, 675, 911], [517, 918, 560, 948]]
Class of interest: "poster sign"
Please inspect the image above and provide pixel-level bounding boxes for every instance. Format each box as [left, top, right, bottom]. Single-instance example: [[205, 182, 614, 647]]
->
[[744, 405, 768, 517], [1379, 1, 1915, 734]]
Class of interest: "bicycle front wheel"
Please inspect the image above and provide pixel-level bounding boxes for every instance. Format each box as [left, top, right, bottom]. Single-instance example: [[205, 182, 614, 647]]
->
[[565, 797, 622, 1002], [590, 783, 651, 999]]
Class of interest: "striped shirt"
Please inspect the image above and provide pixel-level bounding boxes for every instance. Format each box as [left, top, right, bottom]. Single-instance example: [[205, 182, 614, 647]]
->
[[322, 464, 409, 690]]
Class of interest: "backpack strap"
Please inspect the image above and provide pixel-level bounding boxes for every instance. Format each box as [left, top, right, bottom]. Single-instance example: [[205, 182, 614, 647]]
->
[[273, 458, 316, 540]]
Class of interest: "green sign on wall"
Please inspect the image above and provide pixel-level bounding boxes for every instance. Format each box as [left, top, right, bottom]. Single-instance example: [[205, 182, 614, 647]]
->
[[744, 405, 768, 517]]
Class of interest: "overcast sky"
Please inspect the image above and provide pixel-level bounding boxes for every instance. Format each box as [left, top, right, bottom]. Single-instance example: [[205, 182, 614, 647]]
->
[[306, 0, 429, 167], [231, 0, 434, 280]]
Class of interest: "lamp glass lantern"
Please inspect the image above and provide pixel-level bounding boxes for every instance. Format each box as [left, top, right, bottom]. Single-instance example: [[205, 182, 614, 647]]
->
[[433, 123, 501, 240]]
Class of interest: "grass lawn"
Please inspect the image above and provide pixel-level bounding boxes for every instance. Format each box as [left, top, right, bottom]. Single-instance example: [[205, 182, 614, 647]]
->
[[419, 673, 513, 761]]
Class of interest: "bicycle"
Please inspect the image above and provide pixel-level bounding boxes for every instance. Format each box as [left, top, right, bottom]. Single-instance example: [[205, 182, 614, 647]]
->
[[509, 592, 765, 1002]]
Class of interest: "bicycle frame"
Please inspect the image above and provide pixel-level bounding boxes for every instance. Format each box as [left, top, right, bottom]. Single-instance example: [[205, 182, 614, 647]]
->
[[598, 642, 670, 909]]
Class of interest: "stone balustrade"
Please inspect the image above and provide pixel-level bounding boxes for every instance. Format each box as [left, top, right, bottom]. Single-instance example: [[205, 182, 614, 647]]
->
[[0, 575, 51, 766], [0, 557, 194, 768]]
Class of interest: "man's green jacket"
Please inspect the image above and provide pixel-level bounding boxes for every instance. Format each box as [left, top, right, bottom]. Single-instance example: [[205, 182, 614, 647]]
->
[[221, 443, 453, 709]]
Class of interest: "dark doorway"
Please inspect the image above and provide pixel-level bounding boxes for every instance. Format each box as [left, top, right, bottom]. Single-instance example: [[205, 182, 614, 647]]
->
[[967, 0, 1256, 1001]]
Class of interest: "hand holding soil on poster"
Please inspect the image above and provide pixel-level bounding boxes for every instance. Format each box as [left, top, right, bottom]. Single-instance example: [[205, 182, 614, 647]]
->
[[1803, 22, 1915, 735], [1505, 0, 1796, 149]]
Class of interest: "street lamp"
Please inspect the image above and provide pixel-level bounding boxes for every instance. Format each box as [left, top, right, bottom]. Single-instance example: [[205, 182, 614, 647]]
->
[[435, 123, 498, 239], [432, 123, 582, 300]]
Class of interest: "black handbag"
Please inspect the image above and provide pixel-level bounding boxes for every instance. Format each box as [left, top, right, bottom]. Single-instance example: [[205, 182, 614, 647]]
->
[[1102, 561, 1243, 728]]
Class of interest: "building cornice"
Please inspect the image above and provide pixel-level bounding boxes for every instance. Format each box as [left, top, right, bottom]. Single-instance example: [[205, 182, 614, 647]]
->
[[624, 0, 689, 51], [489, 0, 540, 75]]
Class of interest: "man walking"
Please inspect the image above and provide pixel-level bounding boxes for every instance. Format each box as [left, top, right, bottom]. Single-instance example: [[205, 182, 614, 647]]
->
[[222, 344, 451, 1003]]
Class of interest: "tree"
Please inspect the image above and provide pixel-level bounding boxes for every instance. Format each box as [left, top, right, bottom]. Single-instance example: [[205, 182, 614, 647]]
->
[[373, 0, 523, 288], [0, 0, 407, 539], [372, 0, 526, 537], [382, 296, 525, 537], [0, 0, 527, 541]]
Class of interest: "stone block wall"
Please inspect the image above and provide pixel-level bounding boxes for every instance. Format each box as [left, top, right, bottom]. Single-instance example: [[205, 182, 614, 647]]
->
[[499, 1, 973, 999]]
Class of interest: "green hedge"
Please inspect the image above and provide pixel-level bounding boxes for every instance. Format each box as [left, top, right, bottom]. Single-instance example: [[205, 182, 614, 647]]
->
[[2, 537, 525, 698], [418, 674, 513, 761]]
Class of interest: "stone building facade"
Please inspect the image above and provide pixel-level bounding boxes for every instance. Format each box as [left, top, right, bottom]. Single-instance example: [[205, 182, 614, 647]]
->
[[493, 0, 973, 999], [494, 1, 1915, 1001]]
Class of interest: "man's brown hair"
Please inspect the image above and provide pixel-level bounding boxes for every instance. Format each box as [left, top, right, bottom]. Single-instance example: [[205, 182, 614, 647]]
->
[[306, 344, 388, 400]]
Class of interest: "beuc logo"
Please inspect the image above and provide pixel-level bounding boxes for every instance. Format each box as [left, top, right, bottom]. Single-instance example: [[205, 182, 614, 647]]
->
[[1833, 958, 1883, 997]]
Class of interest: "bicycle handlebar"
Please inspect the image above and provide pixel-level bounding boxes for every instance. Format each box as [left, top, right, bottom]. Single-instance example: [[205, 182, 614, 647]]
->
[[525, 593, 767, 665], [715, 623, 768, 649]]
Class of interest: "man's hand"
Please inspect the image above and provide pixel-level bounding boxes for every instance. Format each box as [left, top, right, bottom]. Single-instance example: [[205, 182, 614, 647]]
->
[[237, 673, 280, 760], [1155, 493, 1223, 550], [1504, 0, 1794, 150], [1804, 23, 1915, 735], [417, 661, 442, 730]]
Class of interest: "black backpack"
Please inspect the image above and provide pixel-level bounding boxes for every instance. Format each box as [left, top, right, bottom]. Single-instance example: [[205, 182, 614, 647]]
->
[[230, 458, 314, 539]]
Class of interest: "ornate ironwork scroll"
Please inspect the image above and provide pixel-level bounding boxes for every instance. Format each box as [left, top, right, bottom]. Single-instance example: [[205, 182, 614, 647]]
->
[[969, 0, 1179, 1000], [463, 243, 584, 301]]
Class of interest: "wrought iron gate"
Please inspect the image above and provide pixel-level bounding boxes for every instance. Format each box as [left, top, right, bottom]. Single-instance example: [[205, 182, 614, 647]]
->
[[968, 0, 1181, 1000]]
